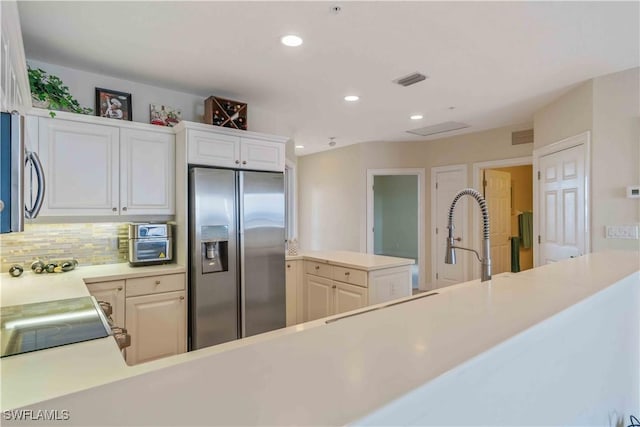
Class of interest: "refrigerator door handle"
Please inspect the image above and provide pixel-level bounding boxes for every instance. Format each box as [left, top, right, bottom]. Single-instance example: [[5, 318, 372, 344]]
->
[[238, 172, 246, 338], [25, 151, 45, 219]]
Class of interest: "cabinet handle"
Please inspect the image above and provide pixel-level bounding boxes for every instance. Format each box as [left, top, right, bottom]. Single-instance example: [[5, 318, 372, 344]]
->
[[179, 296, 185, 300], [155, 280, 161, 285], [112, 207, 117, 212], [242, 160, 247, 165], [235, 160, 240, 164], [122, 207, 127, 212], [117, 286, 123, 291], [344, 272, 350, 276], [332, 285, 337, 289], [315, 266, 320, 270]]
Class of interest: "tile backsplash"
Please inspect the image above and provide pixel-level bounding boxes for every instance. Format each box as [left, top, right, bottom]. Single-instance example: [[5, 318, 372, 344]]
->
[[0, 223, 129, 272]]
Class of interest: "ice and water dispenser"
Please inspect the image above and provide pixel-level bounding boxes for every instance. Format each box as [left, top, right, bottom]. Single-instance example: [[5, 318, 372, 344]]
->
[[200, 225, 229, 274]]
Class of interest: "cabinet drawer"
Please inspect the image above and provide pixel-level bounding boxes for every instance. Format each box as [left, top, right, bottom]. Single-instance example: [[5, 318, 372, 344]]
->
[[333, 266, 367, 288], [305, 261, 332, 279], [126, 273, 185, 297]]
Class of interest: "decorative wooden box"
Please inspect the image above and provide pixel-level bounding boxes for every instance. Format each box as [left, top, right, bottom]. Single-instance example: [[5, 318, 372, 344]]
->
[[204, 96, 247, 130]]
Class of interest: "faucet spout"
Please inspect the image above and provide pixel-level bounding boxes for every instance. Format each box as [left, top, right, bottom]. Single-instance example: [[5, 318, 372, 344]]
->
[[444, 188, 492, 282]]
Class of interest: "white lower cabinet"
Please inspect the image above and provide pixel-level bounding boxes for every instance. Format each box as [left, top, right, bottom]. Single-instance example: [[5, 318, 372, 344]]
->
[[86, 280, 125, 328], [86, 273, 186, 366], [125, 290, 186, 365], [303, 261, 410, 322]]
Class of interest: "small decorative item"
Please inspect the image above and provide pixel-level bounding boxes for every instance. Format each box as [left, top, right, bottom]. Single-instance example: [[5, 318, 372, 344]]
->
[[204, 96, 247, 130], [150, 104, 182, 127], [8, 264, 24, 277], [95, 87, 132, 121], [28, 66, 92, 118]]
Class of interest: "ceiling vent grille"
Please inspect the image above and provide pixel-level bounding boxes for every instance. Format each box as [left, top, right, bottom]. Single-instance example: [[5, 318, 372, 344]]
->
[[393, 72, 427, 87], [407, 121, 470, 137], [512, 129, 534, 145]]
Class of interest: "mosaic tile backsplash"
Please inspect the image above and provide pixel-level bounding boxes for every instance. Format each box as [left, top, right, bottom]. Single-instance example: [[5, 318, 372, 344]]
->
[[0, 223, 129, 272]]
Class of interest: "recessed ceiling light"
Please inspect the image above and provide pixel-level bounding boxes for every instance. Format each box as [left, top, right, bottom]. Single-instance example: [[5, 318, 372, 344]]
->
[[281, 35, 303, 47], [344, 95, 359, 102], [295, 145, 305, 149], [410, 114, 424, 120]]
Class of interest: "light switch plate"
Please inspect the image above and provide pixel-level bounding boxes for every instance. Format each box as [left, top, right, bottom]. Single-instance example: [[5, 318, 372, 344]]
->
[[627, 185, 640, 198], [605, 225, 639, 239]]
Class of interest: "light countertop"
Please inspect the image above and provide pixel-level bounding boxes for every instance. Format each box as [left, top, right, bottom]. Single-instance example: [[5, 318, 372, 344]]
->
[[2, 251, 638, 425], [286, 250, 414, 270]]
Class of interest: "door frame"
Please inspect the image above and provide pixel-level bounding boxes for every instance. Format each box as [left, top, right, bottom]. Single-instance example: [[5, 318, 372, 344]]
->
[[366, 168, 425, 290], [532, 131, 591, 267], [430, 164, 468, 288], [472, 156, 532, 278]]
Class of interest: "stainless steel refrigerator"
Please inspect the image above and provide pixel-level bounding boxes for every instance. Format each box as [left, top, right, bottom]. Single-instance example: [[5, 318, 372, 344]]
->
[[188, 167, 285, 350]]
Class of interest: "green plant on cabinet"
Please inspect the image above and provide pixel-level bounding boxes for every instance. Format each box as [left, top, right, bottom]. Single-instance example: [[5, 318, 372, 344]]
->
[[28, 66, 92, 118]]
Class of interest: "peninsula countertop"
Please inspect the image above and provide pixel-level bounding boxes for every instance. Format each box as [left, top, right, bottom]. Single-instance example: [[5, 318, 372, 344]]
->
[[285, 250, 415, 270], [3, 251, 638, 426]]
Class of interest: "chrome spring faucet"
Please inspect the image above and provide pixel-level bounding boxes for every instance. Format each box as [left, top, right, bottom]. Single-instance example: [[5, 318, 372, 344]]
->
[[444, 188, 492, 282]]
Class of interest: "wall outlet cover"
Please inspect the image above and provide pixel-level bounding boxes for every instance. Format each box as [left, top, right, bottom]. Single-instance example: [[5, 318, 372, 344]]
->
[[605, 225, 639, 240]]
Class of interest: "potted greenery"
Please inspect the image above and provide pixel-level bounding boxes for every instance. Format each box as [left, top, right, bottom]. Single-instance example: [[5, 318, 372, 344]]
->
[[28, 66, 92, 117]]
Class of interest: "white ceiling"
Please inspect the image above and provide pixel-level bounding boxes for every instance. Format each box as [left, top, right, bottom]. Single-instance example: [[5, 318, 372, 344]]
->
[[18, 1, 640, 155]]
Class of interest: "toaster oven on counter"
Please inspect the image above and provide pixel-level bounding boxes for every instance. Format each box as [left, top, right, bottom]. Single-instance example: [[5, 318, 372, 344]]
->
[[128, 223, 173, 266]]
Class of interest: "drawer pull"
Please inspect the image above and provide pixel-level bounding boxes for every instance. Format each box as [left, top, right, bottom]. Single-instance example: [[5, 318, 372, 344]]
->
[[117, 286, 123, 291], [332, 285, 337, 289], [344, 272, 350, 276], [287, 264, 291, 268], [179, 296, 185, 300], [155, 280, 161, 285], [315, 266, 320, 270]]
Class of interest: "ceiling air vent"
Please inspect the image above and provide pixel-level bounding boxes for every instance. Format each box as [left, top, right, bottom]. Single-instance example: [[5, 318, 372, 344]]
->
[[393, 72, 427, 87], [407, 121, 470, 137], [512, 129, 534, 145]]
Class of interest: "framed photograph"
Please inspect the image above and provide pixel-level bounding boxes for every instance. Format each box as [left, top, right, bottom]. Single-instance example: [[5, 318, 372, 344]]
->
[[95, 88, 132, 121], [150, 104, 182, 127]]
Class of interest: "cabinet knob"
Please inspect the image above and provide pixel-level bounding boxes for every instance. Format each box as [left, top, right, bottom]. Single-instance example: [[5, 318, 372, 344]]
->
[[117, 286, 123, 291], [179, 296, 185, 300], [242, 161, 247, 165], [235, 160, 240, 164], [332, 285, 337, 289], [112, 207, 117, 212], [315, 266, 320, 270], [344, 272, 350, 276], [122, 207, 127, 212], [155, 280, 161, 285], [287, 264, 291, 268]]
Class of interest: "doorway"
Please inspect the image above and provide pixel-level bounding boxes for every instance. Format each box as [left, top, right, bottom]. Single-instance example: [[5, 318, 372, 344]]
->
[[473, 157, 533, 277], [366, 169, 425, 290]]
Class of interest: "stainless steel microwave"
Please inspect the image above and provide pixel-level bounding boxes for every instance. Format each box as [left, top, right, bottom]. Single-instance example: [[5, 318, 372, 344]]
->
[[128, 223, 173, 266]]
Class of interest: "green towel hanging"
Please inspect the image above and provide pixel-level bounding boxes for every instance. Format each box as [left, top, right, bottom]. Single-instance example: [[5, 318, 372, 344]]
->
[[519, 212, 533, 249], [511, 236, 521, 273]]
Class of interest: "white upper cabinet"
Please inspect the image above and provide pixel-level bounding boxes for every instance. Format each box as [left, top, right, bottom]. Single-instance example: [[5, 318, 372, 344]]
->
[[180, 122, 288, 172], [187, 129, 240, 169], [240, 137, 284, 172], [37, 115, 176, 217], [120, 128, 175, 215], [0, 1, 30, 114], [38, 117, 120, 216]]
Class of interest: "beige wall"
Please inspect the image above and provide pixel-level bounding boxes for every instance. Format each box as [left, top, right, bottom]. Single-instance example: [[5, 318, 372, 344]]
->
[[533, 66, 640, 252], [298, 123, 534, 284], [533, 80, 593, 149], [591, 67, 640, 251]]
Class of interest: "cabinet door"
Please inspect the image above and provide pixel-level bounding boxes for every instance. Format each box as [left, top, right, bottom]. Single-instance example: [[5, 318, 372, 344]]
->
[[125, 290, 186, 365], [304, 274, 333, 322], [86, 280, 125, 328], [368, 266, 412, 305], [38, 118, 119, 216], [240, 137, 284, 172], [334, 281, 368, 315], [120, 128, 175, 215], [187, 129, 240, 168], [285, 261, 299, 326]]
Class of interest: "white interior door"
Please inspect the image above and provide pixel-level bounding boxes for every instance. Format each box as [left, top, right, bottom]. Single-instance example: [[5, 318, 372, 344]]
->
[[434, 167, 467, 288], [539, 144, 586, 263], [484, 169, 512, 274]]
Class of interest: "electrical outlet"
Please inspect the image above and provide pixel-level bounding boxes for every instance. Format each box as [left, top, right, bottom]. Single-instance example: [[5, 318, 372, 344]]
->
[[605, 225, 639, 240]]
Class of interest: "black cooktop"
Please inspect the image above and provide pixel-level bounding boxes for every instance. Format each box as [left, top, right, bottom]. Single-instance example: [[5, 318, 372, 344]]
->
[[0, 296, 110, 358]]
